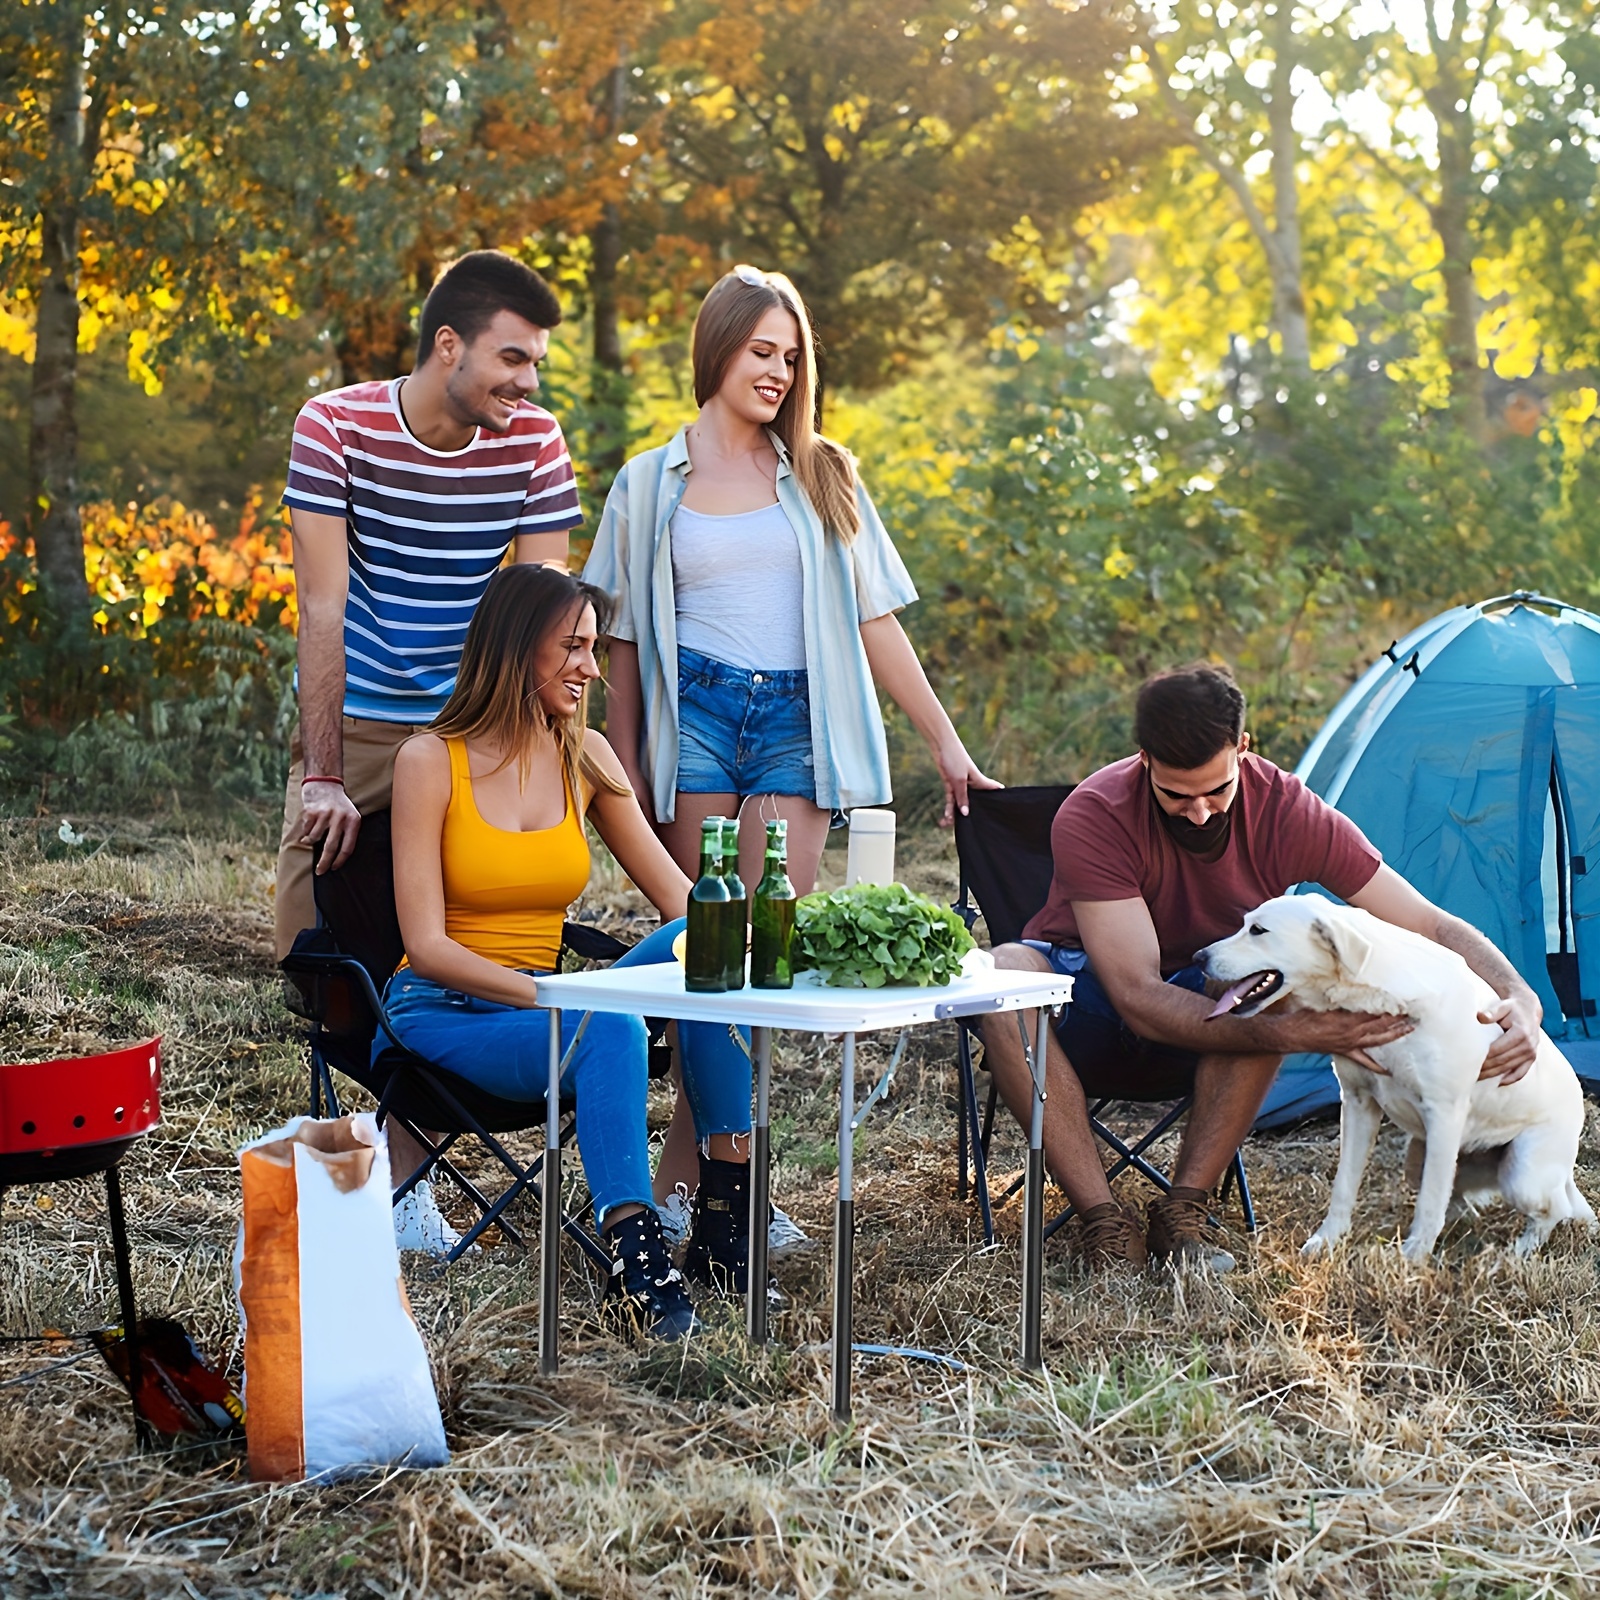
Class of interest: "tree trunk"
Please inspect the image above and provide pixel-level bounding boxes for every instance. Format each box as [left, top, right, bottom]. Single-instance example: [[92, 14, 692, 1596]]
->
[[1420, 16, 1486, 439], [1266, 7, 1310, 372], [26, 0, 92, 615], [28, 204, 86, 610], [590, 199, 627, 482], [1150, 19, 1310, 379], [336, 301, 417, 385], [589, 64, 629, 485], [1428, 96, 1486, 437]]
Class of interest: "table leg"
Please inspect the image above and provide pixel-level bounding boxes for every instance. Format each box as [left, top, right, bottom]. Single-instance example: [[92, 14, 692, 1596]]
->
[[540, 1007, 562, 1377], [831, 1031, 856, 1423], [1020, 1006, 1050, 1370], [747, 1024, 772, 1345]]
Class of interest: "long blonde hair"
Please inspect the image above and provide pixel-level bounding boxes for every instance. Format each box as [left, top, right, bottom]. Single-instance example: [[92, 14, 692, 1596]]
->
[[428, 565, 628, 799], [691, 267, 862, 542]]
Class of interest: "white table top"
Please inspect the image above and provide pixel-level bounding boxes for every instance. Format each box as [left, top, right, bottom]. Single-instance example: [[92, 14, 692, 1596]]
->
[[533, 962, 1073, 1034]]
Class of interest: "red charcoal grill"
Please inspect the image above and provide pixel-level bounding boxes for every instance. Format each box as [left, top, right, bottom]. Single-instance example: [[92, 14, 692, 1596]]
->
[[0, 1039, 162, 1439]]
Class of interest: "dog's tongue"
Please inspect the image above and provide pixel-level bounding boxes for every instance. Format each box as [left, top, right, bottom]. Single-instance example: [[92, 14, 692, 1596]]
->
[[1208, 976, 1262, 1019]]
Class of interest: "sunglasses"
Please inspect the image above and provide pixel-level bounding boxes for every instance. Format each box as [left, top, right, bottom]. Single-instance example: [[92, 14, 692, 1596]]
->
[[733, 264, 769, 287]]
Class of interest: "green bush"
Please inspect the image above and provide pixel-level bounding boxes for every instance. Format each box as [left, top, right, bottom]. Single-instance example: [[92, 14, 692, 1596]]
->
[[875, 347, 1600, 782], [0, 548, 295, 812]]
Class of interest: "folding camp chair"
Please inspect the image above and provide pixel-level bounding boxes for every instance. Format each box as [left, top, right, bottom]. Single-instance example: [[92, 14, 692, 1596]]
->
[[950, 785, 1255, 1246], [280, 809, 650, 1270]]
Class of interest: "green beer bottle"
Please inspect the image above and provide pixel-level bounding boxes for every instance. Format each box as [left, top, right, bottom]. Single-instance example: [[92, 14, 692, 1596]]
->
[[686, 817, 730, 992], [750, 819, 796, 989], [719, 818, 747, 990]]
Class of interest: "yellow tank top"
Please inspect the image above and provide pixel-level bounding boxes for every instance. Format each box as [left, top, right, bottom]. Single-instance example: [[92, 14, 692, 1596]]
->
[[438, 737, 591, 971]]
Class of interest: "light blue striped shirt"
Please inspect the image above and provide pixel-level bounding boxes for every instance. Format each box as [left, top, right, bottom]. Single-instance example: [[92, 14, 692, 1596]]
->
[[583, 427, 919, 821]]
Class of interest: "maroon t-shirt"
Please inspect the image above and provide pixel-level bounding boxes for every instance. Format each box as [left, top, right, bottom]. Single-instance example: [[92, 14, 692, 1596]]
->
[[1022, 753, 1382, 974]]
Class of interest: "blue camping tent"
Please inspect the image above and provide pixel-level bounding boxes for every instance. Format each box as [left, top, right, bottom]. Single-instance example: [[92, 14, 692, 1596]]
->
[[1255, 591, 1600, 1128]]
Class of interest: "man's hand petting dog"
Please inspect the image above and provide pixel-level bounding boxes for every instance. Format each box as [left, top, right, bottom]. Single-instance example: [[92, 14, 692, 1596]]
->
[[1262, 1009, 1413, 1075], [1476, 992, 1542, 1086]]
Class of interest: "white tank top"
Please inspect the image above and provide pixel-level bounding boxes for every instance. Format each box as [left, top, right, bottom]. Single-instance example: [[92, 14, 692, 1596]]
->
[[670, 501, 807, 671]]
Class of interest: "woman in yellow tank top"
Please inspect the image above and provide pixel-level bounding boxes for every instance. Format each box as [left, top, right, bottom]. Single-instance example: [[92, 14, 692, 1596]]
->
[[384, 566, 757, 1342]]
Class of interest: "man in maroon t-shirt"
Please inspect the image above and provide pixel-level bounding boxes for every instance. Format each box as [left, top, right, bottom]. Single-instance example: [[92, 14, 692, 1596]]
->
[[982, 663, 1543, 1274]]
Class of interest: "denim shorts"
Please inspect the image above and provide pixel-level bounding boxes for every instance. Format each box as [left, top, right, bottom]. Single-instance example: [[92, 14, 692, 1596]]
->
[[1020, 941, 1208, 1099], [677, 645, 816, 799]]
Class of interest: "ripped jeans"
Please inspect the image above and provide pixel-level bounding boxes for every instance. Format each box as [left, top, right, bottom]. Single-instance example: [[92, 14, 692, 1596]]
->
[[380, 919, 751, 1226]]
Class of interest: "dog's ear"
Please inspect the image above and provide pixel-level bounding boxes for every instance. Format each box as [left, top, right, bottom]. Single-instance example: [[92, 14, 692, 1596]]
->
[[1310, 911, 1374, 979]]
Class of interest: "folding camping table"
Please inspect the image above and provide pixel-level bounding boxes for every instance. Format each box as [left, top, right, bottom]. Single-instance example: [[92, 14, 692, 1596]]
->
[[532, 964, 1073, 1421]]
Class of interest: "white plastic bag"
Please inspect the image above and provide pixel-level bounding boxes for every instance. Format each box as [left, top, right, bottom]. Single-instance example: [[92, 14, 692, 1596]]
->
[[237, 1112, 448, 1482]]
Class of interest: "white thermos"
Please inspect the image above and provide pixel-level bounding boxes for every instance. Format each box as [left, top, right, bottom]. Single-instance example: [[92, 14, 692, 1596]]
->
[[845, 808, 896, 886]]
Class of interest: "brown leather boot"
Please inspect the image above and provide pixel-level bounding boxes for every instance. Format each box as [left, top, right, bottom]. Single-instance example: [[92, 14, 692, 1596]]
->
[[1075, 1200, 1149, 1271], [1146, 1186, 1237, 1273]]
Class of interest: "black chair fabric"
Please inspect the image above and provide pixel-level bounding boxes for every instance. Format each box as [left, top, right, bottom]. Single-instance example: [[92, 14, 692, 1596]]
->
[[282, 806, 639, 1264], [952, 784, 1074, 946], [950, 780, 1255, 1242], [308, 808, 405, 992]]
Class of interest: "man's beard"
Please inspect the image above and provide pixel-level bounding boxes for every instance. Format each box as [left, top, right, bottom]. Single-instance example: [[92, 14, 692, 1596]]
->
[[1158, 802, 1234, 858], [448, 370, 522, 433]]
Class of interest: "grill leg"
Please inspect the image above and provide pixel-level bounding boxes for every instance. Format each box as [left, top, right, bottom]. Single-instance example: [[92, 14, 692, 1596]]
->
[[104, 1167, 150, 1449]]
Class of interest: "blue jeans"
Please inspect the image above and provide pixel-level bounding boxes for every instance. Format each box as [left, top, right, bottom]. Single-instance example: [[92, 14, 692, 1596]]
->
[[380, 920, 751, 1226], [676, 645, 816, 799], [1020, 941, 1208, 1099]]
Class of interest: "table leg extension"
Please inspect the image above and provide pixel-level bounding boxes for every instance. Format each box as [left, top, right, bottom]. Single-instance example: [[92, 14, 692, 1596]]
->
[[831, 1031, 856, 1423], [747, 1025, 772, 1345], [540, 1007, 562, 1377], [1020, 1006, 1050, 1370]]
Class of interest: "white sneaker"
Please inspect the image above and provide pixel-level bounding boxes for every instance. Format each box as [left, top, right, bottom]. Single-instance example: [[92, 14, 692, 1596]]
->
[[658, 1187, 812, 1260], [768, 1204, 814, 1261], [658, 1184, 693, 1250], [393, 1180, 473, 1258]]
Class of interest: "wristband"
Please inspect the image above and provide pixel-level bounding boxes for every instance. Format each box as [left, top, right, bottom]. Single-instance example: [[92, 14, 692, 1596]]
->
[[301, 775, 345, 786]]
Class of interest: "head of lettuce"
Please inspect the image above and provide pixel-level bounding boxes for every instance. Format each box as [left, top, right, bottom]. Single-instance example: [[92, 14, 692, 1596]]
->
[[793, 883, 975, 988]]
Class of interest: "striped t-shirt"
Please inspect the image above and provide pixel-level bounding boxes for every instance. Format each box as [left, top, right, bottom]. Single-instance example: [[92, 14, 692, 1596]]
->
[[282, 378, 583, 721]]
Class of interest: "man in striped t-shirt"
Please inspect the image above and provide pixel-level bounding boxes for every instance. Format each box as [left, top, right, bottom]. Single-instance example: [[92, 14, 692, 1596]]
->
[[276, 250, 584, 962]]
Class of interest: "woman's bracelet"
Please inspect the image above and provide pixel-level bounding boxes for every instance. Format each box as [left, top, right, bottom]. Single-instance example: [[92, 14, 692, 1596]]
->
[[301, 775, 345, 786]]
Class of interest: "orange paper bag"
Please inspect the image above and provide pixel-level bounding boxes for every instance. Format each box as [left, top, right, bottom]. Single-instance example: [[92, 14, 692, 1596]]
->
[[237, 1112, 448, 1482]]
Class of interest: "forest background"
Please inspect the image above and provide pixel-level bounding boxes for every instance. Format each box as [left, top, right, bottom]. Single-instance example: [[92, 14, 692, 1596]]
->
[[2, 0, 1599, 819]]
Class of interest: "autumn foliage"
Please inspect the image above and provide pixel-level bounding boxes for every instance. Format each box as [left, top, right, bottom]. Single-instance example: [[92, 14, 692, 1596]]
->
[[3, 2, 1600, 810], [0, 498, 296, 636], [0, 498, 296, 803]]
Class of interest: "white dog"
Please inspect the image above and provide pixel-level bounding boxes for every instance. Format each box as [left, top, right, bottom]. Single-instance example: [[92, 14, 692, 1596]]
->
[[1199, 893, 1594, 1260]]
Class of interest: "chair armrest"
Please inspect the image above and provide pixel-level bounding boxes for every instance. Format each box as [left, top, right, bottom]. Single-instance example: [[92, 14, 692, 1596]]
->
[[561, 920, 632, 964], [356, 962, 417, 1058], [283, 943, 414, 1059]]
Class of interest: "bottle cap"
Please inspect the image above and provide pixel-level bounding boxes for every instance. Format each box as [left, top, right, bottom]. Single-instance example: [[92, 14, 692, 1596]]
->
[[766, 818, 787, 839]]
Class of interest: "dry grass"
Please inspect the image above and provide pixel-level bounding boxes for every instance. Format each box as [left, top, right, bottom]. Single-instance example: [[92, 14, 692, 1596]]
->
[[0, 813, 1597, 1598]]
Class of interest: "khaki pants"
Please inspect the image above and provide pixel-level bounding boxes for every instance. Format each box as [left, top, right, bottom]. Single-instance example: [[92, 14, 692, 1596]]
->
[[274, 716, 417, 961]]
